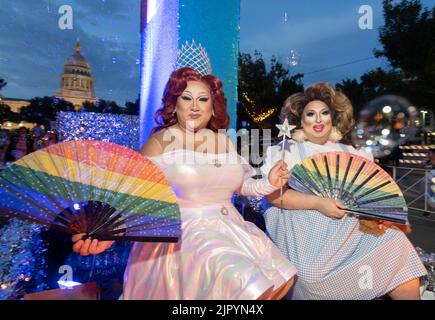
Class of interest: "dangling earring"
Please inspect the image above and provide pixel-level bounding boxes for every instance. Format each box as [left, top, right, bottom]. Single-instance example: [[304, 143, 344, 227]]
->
[[172, 109, 176, 116], [212, 109, 215, 117], [329, 126, 343, 142], [292, 129, 307, 142]]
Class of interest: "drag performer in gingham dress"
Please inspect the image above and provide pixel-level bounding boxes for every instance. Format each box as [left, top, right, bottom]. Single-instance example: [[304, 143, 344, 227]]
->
[[261, 83, 427, 300]]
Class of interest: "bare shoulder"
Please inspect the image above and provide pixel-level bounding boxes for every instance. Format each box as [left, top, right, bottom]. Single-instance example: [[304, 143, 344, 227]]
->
[[140, 131, 165, 157]]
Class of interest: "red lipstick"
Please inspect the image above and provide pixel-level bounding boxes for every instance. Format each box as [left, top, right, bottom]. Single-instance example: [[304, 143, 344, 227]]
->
[[313, 124, 325, 132]]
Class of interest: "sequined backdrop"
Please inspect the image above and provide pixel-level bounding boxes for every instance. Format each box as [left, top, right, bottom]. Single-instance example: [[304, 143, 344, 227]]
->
[[56, 111, 140, 151]]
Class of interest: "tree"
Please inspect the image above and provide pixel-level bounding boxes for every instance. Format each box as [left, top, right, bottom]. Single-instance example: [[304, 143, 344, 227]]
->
[[336, 79, 366, 116], [376, 0, 435, 83], [337, 0, 435, 114], [0, 104, 21, 124], [0, 104, 11, 124], [0, 79, 22, 124], [19, 97, 74, 128], [81, 100, 126, 115], [81, 101, 102, 113], [238, 52, 303, 132], [0, 79, 6, 92], [124, 99, 139, 115], [337, 68, 411, 114]]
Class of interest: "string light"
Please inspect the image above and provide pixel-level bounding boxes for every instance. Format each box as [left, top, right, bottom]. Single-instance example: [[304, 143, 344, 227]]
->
[[251, 109, 275, 123], [241, 92, 276, 123], [19, 274, 31, 282]]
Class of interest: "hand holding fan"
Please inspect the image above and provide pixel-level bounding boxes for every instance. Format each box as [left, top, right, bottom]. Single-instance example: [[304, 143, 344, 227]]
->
[[288, 151, 408, 224], [0, 140, 181, 242]]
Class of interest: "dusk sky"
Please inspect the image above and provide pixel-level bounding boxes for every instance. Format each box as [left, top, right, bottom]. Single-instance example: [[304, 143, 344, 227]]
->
[[0, 0, 434, 105]]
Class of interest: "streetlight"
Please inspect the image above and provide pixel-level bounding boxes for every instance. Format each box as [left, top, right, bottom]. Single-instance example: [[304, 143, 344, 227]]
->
[[381, 129, 390, 136], [382, 106, 392, 114], [420, 110, 427, 128]]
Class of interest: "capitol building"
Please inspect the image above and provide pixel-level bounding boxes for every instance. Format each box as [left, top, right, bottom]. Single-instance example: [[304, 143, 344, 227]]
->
[[1, 40, 98, 126], [54, 40, 98, 108]]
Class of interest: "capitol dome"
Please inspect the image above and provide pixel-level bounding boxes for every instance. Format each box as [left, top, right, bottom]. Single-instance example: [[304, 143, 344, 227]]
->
[[66, 52, 90, 69], [55, 40, 98, 109], [63, 40, 91, 75]]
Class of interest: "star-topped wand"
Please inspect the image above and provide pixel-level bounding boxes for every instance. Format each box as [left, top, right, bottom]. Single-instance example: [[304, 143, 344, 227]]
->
[[275, 119, 296, 211]]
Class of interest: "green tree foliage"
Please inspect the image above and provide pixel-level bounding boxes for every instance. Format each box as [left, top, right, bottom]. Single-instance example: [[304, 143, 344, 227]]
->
[[338, 0, 434, 112], [0, 79, 6, 91], [238, 52, 303, 131], [124, 99, 139, 116], [0, 79, 22, 124], [0, 104, 21, 124], [81, 99, 139, 115], [376, 0, 435, 83], [19, 97, 74, 128]]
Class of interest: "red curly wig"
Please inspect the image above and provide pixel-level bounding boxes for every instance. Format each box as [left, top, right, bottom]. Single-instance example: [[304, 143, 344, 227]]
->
[[152, 67, 230, 133]]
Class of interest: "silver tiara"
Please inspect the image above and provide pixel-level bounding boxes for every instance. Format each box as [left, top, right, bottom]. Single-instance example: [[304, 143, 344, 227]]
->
[[176, 40, 212, 75]]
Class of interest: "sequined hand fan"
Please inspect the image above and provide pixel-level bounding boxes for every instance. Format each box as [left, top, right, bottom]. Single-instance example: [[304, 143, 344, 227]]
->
[[288, 151, 408, 224], [0, 140, 181, 242]]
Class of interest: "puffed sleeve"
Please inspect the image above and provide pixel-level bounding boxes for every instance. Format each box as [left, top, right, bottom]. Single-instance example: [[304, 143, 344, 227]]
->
[[237, 155, 279, 196], [226, 136, 280, 196]]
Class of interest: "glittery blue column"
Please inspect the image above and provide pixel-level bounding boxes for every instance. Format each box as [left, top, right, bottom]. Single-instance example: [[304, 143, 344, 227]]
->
[[139, 0, 180, 146], [139, 0, 240, 146]]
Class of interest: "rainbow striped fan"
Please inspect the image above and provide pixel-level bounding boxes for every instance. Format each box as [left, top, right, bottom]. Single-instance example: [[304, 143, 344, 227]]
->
[[288, 151, 408, 224], [0, 140, 181, 242]]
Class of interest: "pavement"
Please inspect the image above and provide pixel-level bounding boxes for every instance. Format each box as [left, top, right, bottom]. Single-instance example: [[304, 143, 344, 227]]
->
[[408, 210, 435, 252]]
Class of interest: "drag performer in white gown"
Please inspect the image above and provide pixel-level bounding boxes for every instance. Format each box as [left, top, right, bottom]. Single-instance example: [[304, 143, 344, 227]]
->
[[72, 68, 297, 300]]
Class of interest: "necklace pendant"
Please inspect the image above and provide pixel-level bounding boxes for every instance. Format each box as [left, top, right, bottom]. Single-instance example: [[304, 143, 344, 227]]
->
[[213, 159, 221, 168]]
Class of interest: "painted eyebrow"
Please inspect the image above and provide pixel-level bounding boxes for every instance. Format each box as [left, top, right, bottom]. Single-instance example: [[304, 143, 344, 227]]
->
[[181, 91, 210, 96], [305, 108, 329, 113]]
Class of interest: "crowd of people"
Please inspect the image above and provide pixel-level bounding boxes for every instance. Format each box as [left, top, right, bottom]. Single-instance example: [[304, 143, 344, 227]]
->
[[0, 126, 58, 170]]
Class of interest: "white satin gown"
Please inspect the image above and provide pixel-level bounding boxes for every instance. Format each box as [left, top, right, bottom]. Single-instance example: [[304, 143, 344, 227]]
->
[[122, 150, 297, 300]]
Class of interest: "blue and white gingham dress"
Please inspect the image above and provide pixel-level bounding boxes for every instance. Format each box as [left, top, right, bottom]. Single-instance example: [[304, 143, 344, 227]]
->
[[261, 140, 427, 300]]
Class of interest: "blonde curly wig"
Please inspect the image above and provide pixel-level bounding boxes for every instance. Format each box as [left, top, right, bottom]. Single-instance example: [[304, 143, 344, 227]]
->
[[280, 83, 355, 139]]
